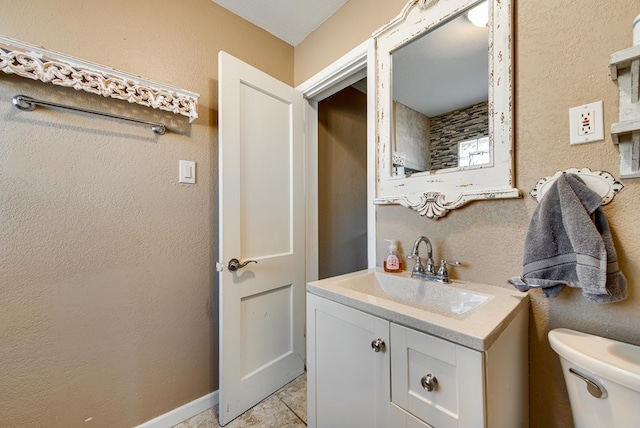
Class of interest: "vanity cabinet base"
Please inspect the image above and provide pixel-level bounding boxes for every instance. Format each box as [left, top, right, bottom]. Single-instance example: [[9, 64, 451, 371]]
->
[[307, 293, 528, 428]]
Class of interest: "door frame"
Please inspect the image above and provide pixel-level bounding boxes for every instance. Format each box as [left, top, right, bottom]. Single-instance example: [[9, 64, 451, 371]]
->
[[296, 38, 377, 283]]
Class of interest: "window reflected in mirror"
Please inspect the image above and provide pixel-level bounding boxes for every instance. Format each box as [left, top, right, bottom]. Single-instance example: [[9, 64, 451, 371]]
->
[[458, 136, 489, 167]]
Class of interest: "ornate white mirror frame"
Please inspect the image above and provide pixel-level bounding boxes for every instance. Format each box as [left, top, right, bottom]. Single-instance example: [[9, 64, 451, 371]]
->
[[0, 35, 199, 122], [373, 0, 519, 219]]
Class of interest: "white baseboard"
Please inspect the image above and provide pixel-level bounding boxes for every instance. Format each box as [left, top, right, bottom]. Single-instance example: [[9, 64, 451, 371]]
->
[[135, 389, 219, 428]]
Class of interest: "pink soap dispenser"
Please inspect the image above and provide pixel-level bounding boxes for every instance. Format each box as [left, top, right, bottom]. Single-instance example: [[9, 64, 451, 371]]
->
[[383, 240, 402, 273]]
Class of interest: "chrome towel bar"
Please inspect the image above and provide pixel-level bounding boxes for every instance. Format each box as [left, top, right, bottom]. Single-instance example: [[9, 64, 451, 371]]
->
[[12, 94, 166, 135]]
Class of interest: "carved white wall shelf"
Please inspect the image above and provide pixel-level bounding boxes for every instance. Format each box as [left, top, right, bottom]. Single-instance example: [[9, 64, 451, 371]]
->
[[610, 44, 640, 178], [530, 168, 623, 206], [0, 35, 199, 122]]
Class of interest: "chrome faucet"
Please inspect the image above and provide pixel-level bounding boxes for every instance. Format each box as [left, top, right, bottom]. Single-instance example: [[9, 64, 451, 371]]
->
[[407, 236, 460, 283], [408, 236, 435, 277]]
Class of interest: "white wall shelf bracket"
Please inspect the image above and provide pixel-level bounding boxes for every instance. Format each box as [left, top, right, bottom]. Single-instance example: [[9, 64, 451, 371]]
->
[[530, 168, 623, 206], [610, 44, 640, 178]]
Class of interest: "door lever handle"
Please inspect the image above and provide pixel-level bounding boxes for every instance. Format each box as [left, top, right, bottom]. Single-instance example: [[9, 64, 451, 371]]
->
[[227, 258, 258, 271]]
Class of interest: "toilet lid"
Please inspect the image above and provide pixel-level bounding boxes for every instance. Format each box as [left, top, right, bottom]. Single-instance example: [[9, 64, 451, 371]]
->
[[548, 328, 640, 392]]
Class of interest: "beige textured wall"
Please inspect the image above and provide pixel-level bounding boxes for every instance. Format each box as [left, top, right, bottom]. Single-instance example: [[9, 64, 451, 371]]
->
[[297, 0, 640, 427], [0, 1, 292, 426], [295, 0, 408, 84]]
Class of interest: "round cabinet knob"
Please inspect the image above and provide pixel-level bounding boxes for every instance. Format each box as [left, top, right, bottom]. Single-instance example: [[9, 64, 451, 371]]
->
[[421, 374, 438, 391], [371, 338, 385, 352]]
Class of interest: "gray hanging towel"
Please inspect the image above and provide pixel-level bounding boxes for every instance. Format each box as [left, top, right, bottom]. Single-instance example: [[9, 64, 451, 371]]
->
[[509, 173, 627, 303]]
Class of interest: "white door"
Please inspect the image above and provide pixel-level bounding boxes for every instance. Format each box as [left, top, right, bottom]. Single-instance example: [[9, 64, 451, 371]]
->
[[218, 51, 306, 426]]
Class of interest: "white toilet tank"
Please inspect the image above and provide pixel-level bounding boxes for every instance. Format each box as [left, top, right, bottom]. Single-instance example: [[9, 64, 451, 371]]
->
[[548, 328, 640, 428]]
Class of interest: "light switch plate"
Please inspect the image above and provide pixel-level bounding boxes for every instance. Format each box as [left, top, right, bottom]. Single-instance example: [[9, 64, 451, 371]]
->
[[569, 101, 604, 145], [179, 160, 196, 184]]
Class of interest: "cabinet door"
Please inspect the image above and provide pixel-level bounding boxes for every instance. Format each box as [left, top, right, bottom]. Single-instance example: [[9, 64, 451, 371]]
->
[[391, 323, 484, 428], [390, 402, 434, 428], [307, 294, 390, 428]]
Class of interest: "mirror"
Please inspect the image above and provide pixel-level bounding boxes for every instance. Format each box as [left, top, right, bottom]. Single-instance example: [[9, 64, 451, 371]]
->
[[374, 0, 520, 218], [392, 9, 489, 174]]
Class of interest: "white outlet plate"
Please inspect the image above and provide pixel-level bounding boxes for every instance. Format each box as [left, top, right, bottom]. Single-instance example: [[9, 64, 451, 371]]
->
[[179, 160, 196, 184], [569, 101, 604, 145]]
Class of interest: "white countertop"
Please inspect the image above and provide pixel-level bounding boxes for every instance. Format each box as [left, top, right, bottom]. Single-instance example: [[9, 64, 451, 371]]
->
[[307, 267, 529, 351]]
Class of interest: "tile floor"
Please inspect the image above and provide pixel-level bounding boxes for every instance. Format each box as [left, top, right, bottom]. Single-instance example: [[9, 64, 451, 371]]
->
[[172, 373, 307, 428]]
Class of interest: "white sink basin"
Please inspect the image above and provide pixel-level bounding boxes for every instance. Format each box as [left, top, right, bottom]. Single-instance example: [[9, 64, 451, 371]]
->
[[332, 271, 490, 317], [307, 267, 529, 351]]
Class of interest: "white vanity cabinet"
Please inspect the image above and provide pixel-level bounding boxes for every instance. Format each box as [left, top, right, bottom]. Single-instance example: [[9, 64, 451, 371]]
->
[[306, 293, 391, 428], [307, 292, 528, 428], [390, 323, 484, 428]]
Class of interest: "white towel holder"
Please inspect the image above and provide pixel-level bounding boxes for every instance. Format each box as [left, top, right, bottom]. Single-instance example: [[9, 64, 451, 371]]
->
[[530, 168, 624, 205]]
